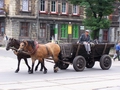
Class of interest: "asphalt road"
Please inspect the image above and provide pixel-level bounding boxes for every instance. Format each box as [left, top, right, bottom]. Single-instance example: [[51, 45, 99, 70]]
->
[[0, 47, 120, 90]]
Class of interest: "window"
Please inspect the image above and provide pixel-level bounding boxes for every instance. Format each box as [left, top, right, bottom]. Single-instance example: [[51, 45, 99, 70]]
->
[[20, 0, 31, 12], [39, 23, 46, 38], [72, 24, 79, 39], [22, 0, 28, 11], [0, 22, 4, 36], [61, 24, 68, 38], [20, 22, 29, 37], [40, 0, 45, 12], [0, 0, 4, 13], [73, 5, 79, 15], [62, 2, 66, 14], [51, 1, 56, 12]]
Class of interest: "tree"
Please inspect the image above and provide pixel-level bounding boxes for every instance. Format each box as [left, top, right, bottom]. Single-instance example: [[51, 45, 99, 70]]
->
[[68, 0, 120, 39]]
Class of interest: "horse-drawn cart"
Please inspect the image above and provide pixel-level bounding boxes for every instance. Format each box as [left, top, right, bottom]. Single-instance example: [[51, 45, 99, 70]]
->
[[58, 43, 114, 71]]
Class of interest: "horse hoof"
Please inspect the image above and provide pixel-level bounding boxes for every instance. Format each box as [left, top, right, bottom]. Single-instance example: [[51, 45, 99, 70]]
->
[[43, 70, 47, 74], [35, 67, 38, 71], [28, 71, 33, 74], [54, 70, 57, 73], [15, 70, 19, 73], [28, 70, 31, 73], [54, 67, 58, 73]]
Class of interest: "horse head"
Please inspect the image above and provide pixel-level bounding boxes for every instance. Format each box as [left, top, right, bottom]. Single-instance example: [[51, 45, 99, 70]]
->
[[18, 40, 35, 53], [6, 38, 20, 50]]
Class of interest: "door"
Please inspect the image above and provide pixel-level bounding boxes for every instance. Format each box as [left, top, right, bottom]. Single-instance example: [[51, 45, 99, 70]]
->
[[50, 24, 55, 40], [103, 30, 108, 42]]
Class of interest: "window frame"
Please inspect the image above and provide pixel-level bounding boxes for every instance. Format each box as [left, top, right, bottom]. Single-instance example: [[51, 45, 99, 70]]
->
[[72, 5, 79, 15], [20, 0, 31, 12], [61, 2, 67, 14], [20, 22, 29, 37], [103, 30, 108, 42], [50, 0, 58, 14], [61, 24, 68, 39], [40, 0, 47, 13], [72, 24, 79, 39], [0, 0, 4, 13], [39, 23, 46, 38]]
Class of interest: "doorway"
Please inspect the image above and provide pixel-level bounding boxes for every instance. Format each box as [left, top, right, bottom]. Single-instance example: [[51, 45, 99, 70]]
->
[[103, 30, 108, 42], [50, 24, 55, 40]]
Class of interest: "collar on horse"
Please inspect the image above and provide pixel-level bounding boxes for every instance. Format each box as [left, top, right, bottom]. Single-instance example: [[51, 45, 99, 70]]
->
[[28, 41, 39, 55]]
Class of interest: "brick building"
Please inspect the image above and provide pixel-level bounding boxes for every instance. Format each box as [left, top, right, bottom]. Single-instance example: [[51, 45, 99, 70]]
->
[[0, 0, 85, 43]]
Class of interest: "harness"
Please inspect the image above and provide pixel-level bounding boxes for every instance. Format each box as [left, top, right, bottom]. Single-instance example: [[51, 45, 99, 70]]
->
[[45, 45, 50, 56]]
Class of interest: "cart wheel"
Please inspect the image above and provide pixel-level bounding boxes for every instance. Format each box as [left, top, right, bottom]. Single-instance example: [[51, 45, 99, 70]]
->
[[58, 62, 69, 70], [86, 61, 95, 68], [73, 56, 86, 71], [100, 55, 112, 70]]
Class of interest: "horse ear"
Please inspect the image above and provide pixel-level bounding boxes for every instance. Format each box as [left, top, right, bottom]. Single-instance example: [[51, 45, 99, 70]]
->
[[22, 40, 27, 46]]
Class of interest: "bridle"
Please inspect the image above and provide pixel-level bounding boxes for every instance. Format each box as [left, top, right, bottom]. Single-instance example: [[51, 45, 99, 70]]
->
[[20, 41, 39, 55]]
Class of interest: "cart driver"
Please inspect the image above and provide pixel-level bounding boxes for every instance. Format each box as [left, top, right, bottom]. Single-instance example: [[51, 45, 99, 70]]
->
[[77, 30, 91, 54]]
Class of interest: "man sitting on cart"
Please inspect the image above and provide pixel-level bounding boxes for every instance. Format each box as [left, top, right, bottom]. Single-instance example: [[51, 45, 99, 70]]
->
[[77, 30, 91, 54]]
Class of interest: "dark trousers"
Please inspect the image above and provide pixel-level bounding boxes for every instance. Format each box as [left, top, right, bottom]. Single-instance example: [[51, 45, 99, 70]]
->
[[114, 50, 120, 60]]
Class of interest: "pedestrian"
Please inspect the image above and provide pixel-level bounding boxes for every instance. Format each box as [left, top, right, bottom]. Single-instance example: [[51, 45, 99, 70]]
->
[[3, 33, 8, 47], [113, 41, 120, 61], [77, 30, 91, 54]]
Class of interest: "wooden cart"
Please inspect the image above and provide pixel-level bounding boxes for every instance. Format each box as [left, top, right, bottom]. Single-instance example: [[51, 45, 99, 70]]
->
[[58, 43, 114, 71]]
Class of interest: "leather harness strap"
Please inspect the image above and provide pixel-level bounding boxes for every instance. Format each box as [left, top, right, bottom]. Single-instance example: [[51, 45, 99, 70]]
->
[[45, 45, 50, 56]]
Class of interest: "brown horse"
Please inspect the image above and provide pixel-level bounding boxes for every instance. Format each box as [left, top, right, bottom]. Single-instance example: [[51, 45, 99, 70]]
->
[[18, 40, 60, 74]]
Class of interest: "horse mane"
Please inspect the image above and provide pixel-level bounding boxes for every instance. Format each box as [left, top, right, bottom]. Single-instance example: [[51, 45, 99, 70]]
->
[[26, 40, 35, 49], [13, 38, 20, 44]]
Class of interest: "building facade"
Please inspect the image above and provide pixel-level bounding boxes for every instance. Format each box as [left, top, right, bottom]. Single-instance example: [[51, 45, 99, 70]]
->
[[99, 1, 120, 43], [0, 0, 85, 44], [0, 0, 119, 44]]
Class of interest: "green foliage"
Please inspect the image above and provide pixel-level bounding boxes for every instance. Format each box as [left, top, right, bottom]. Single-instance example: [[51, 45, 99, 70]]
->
[[67, 0, 119, 39], [83, 18, 111, 30]]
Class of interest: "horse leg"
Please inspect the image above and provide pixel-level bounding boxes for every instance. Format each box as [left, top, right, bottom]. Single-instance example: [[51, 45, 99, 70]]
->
[[35, 60, 40, 71], [40, 59, 44, 71], [53, 57, 59, 73], [24, 58, 31, 73], [15, 57, 21, 73], [29, 60, 35, 74], [39, 59, 47, 74], [54, 62, 59, 73]]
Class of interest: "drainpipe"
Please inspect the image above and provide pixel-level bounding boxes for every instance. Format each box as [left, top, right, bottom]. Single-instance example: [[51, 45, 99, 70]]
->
[[36, 0, 40, 41]]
